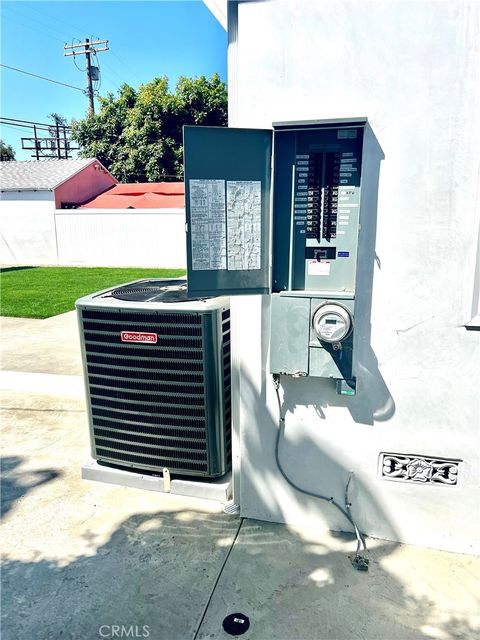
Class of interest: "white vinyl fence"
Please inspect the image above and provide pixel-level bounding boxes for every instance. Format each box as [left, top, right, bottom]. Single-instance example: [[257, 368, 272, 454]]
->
[[55, 209, 186, 268], [0, 206, 186, 268]]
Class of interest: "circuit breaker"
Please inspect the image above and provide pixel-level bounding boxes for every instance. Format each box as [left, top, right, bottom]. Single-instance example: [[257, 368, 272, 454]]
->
[[183, 119, 381, 393]]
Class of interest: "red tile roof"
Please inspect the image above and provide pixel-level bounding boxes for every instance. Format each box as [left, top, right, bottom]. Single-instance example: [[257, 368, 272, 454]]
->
[[80, 182, 185, 209]]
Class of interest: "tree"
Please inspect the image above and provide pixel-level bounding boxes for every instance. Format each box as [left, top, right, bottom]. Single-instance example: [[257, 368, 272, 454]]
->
[[71, 73, 227, 182], [0, 140, 16, 161]]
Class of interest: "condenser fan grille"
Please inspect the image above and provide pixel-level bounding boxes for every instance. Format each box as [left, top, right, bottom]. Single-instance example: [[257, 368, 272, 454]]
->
[[109, 279, 205, 302]]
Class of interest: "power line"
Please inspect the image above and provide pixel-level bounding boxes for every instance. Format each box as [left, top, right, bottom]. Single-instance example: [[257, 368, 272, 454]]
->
[[0, 64, 85, 92], [0, 117, 77, 160], [1, 5, 67, 44], [0, 117, 72, 132], [27, 4, 90, 38], [109, 49, 143, 84]]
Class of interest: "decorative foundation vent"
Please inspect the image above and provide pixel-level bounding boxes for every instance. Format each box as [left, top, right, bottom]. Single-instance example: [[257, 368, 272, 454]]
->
[[380, 453, 461, 486]]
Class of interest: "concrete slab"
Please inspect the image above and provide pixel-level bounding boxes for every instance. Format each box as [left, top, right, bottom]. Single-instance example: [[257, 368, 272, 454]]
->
[[197, 520, 480, 640], [82, 460, 232, 502], [1, 389, 239, 640], [0, 370, 84, 397], [0, 311, 82, 375]]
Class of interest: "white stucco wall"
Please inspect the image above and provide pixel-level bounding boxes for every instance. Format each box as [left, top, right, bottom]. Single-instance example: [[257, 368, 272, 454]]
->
[[55, 209, 186, 268], [0, 192, 57, 264], [229, 0, 480, 553]]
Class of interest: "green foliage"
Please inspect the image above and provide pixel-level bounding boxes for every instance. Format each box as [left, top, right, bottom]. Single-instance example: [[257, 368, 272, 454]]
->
[[71, 74, 227, 182], [0, 139, 15, 161], [0, 266, 186, 318]]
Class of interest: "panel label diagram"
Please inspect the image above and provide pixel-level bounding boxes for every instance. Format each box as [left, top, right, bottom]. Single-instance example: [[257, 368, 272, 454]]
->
[[226, 180, 262, 271], [189, 179, 262, 271], [189, 179, 226, 270]]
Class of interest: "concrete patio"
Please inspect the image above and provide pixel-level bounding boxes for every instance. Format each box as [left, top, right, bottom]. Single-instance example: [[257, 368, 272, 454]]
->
[[1, 311, 479, 640]]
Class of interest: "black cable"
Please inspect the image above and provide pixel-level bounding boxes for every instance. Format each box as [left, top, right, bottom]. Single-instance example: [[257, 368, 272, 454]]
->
[[71, 39, 86, 73], [1, 117, 72, 130], [0, 64, 85, 92], [273, 374, 369, 568], [92, 50, 101, 94], [192, 517, 244, 640]]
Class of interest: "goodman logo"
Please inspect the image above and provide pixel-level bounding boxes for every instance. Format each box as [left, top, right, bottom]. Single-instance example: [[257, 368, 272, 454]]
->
[[121, 331, 157, 344]]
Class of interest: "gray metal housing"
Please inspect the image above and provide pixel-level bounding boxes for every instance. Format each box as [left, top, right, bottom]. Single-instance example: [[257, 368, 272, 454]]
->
[[269, 119, 383, 389]]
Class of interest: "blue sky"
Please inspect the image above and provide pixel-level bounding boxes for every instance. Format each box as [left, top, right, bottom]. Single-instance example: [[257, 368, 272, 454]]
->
[[0, 0, 227, 160]]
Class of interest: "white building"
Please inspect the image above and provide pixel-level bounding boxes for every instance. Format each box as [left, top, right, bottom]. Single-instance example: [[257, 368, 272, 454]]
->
[[205, 0, 480, 554]]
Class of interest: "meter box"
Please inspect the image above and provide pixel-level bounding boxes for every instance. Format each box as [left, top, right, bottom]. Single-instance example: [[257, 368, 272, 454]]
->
[[183, 119, 382, 393]]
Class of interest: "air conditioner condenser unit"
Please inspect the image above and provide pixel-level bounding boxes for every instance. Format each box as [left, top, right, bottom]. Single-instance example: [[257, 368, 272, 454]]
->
[[76, 278, 231, 478]]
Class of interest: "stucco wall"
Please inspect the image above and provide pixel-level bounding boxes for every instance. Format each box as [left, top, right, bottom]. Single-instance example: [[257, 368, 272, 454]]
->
[[0, 192, 57, 264], [229, 0, 480, 553]]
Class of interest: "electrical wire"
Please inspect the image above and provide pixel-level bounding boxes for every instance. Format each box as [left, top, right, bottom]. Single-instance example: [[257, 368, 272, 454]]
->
[[5, 3, 71, 41], [109, 49, 143, 84], [71, 39, 86, 72], [0, 121, 72, 136], [192, 517, 244, 640], [92, 50, 102, 94], [27, 4, 90, 38], [1, 5, 67, 45], [345, 472, 367, 554], [0, 64, 85, 93], [272, 374, 369, 567]]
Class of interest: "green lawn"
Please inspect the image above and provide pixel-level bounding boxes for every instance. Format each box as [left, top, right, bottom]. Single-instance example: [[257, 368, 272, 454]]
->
[[0, 266, 186, 319]]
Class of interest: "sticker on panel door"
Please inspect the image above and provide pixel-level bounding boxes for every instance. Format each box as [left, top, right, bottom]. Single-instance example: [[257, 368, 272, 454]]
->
[[308, 260, 331, 276], [226, 180, 262, 270], [189, 179, 226, 270]]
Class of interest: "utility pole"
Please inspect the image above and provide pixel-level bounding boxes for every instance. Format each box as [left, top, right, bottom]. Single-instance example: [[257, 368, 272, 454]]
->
[[64, 38, 109, 115], [85, 38, 95, 114]]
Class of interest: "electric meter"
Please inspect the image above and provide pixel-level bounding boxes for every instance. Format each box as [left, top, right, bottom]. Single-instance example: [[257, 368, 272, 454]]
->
[[312, 303, 352, 343]]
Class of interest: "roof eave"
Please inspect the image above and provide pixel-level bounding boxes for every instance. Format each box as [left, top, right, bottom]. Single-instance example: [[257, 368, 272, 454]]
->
[[0, 188, 53, 193]]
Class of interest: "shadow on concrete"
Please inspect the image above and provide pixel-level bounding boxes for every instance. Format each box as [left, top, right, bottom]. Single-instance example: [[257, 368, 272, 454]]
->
[[1, 508, 477, 640], [1, 456, 62, 518]]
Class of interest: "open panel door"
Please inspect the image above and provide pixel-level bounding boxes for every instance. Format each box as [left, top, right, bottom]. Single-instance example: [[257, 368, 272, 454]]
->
[[183, 126, 272, 297]]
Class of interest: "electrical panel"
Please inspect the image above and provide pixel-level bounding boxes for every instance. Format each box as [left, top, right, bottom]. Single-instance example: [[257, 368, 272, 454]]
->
[[184, 119, 382, 393]]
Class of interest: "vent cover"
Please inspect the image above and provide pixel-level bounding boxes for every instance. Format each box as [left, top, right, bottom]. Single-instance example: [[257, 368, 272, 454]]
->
[[380, 452, 461, 486], [76, 279, 231, 478]]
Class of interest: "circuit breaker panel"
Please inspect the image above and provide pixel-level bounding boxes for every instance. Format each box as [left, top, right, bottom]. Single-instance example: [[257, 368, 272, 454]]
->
[[269, 119, 374, 392], [184, 119, 380, 394], [272, 122, 363, 294]]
